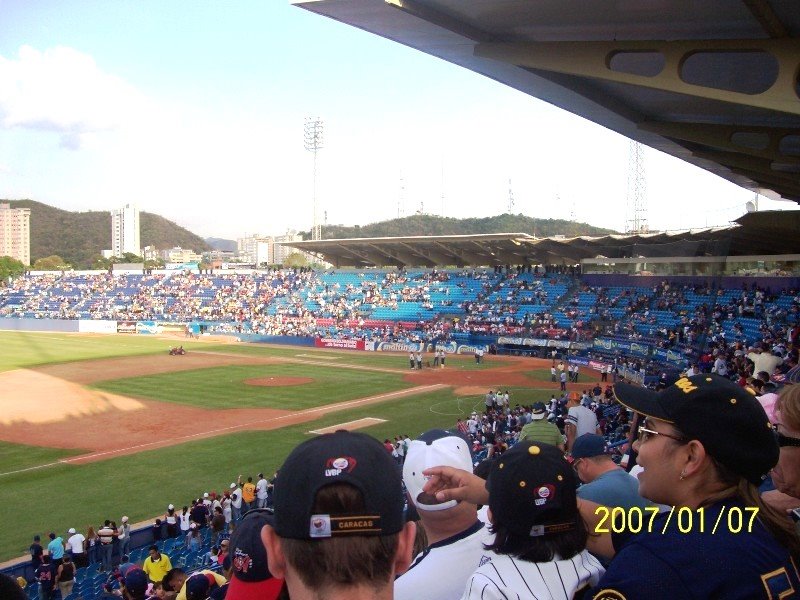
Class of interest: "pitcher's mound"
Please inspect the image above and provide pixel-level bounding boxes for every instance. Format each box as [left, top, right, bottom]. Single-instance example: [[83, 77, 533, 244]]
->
[[244, 377, 314, 387]]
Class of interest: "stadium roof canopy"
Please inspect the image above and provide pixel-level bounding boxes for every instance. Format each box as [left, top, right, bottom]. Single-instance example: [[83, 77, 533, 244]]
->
[[288, 211, 800, 267], [294, 0, 800, 203]]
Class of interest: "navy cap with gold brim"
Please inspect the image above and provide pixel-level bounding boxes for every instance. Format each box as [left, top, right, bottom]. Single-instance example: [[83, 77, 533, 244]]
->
[[614, 374, 779, 486]]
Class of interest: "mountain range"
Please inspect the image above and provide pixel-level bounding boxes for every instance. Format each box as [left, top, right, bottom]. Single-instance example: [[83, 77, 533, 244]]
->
[[3, 200, 210, 268], [2, 200, 618, 268]]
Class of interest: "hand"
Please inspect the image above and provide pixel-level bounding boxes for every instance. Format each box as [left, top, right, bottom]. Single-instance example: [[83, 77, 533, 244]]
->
[[421, 466, 488, 505]]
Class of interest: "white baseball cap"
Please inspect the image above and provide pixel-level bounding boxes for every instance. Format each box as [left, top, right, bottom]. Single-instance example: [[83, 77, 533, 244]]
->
[[121, 516, 129, 523], [203, 492, 209, 498], [403, 430, 474, 512], [168, 504, 174, 510], [230, 483, 236, 489], [68, 528, 76, 534]]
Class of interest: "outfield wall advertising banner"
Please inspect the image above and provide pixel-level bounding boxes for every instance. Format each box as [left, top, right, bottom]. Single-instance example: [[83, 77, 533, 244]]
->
[[592, 338, 650, 357], [497, 336, 548, 347], [619, 366, 645, 385], [424, 341, 458, 354], [564, 356, 610, 371], [116, 321, 137, 334], [315, 338, 366, 350], [373, 341, 424, 353], [78, 320, 117, 334], [497, 337, 590, 351], [652, 348, 689, 366], [136, 321, 163, 335], [456, 344, 490, 354]]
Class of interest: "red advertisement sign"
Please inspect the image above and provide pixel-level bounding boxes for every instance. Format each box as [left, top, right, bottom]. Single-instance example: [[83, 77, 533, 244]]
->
[[315, 338, 366, 350]]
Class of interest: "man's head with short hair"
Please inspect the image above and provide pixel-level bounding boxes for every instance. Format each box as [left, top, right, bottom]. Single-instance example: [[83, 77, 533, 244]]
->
[[262, 431, 415, 598], [161, 568, 187, 593]]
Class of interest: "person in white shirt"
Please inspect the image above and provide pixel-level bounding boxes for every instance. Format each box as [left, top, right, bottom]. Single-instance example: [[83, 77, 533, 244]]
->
[[712, 354, 728, 377], [747, 347, 784, 376], [255, 473, 269, 508], [395, 430, 490, 600], [230, 482, 243, 524], [565, 393, 600, 453], [65, 528, 87, 568]]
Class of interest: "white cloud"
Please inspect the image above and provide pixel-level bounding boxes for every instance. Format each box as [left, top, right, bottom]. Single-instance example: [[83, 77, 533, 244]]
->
[[0, 45, 146, 148]]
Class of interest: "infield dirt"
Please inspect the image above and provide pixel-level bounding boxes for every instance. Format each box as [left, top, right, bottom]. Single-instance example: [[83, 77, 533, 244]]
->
[[0, 350, 598, 463]]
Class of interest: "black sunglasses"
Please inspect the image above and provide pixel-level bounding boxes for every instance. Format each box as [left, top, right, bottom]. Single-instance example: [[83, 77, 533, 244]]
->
[[775, 430, 800, 448]]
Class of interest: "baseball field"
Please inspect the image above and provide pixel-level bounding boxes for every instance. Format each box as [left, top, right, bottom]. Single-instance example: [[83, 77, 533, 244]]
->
[[0, 330, 598, 564]]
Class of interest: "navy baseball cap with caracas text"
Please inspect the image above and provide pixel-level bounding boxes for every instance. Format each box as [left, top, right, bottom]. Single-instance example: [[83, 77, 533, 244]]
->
[[614, 374, 779, 485], [273, 431, 405, 540]]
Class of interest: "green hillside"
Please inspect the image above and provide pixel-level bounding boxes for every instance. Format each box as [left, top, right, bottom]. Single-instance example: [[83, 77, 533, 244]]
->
[[3, 199, 211, 268], [310, 213, 618, 240]]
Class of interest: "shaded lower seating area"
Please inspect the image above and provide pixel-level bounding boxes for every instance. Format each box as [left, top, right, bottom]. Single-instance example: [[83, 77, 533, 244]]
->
[[22, 528, 223, 600]]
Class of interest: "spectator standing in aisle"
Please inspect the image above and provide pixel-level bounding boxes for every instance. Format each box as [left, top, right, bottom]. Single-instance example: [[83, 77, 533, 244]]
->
[[97, 521, 116, 572], [118, 516, 131, 559]]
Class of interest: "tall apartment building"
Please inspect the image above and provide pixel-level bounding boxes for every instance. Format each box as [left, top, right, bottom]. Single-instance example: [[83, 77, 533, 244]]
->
[[111, 204, 141, 257], [237, 234, 273, 266], [274, 232, 305, 264], [0, 203, 31, 265]]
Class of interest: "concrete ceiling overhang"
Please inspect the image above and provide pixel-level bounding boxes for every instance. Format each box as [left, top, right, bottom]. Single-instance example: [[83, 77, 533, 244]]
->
[[287, 213, 800, 267], [294, 0, 800, 202]]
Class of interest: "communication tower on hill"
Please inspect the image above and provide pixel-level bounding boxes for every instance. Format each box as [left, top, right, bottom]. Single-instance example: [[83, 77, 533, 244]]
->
[[304, 117, 324, 240], [398, 173, 406, 219], [625, 141, 649, 234]]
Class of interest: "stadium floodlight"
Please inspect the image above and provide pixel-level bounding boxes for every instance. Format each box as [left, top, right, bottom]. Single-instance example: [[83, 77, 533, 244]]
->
[[304, 117, 324, 241]]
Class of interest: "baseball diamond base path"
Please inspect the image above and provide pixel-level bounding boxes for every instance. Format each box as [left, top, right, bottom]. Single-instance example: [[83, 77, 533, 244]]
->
[[0, 350, 599, 466]]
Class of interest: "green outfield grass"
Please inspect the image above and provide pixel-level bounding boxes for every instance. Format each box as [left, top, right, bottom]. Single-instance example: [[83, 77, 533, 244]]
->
[[0, 386, 468, 562], [92, 364, 414, 409], [0, 331, 202, 372], [525, 368, 558, 382], [0, 441, 84, 474]]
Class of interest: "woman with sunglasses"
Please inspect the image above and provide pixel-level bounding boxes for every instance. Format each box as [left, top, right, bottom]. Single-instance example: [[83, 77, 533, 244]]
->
[[768, 384, 800, 521], [582, 374, 800, 599], [422, 375, 800, 599]]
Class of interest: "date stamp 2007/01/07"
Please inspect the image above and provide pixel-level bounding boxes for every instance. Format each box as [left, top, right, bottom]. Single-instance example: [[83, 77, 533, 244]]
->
[[593, 505, 759, 535]]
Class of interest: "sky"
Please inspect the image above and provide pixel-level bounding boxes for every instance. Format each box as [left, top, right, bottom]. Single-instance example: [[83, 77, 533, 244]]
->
[[0, 1, 793, 241]]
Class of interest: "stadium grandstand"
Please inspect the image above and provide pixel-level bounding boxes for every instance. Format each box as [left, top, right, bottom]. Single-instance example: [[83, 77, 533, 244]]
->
[[2, 212, 798, 384]]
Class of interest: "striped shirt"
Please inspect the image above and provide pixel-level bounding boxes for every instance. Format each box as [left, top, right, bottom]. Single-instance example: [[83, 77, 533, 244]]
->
[[461, 550, 604, 600]]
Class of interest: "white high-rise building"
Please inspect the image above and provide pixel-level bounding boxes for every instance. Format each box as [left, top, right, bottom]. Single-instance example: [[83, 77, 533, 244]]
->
[[0, 203, 31, 266], [111, 204, 141, 257], [237, 234, 273, 266]]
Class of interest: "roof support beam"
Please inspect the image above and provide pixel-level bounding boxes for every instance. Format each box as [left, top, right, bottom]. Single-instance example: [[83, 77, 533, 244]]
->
[[640, 121, 800, 165], [474, 39, 800, 115], [742, 0, 789, 38], [691, 149, 800, 184]]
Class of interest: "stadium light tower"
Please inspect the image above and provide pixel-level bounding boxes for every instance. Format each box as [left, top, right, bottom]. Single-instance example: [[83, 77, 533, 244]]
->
[[304, 117, 324, 241], [625, 141, 649, 234]]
